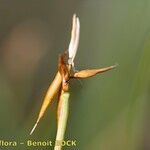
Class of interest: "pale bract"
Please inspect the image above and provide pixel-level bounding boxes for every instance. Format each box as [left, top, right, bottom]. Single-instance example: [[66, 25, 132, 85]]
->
[[68, 14, 80, 67]]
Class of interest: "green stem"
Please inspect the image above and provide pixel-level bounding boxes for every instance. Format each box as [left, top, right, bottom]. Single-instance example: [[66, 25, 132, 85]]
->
[[54, 91, 70, 150]]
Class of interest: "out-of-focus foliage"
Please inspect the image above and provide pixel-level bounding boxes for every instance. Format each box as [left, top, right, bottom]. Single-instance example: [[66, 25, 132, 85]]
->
[[0, 0, 150, 150]]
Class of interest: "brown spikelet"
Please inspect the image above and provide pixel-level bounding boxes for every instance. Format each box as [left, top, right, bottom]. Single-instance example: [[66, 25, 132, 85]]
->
[[30, 71, 62, 135], [72, 65, 116, 79]]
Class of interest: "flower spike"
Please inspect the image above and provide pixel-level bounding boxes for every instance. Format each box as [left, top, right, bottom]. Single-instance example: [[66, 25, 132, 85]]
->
[[68, 14, 80, 67]]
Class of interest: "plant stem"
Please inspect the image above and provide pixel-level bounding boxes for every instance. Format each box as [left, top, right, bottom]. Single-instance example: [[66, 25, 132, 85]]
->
[[54, 91, 70, 150]]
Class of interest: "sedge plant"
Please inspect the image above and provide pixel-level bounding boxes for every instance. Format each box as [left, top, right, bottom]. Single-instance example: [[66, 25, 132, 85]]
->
[[30, 14, 116, 150]]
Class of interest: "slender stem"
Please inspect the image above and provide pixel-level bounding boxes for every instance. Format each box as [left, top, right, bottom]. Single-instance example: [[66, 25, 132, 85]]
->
[[54, 91, 70, 150]]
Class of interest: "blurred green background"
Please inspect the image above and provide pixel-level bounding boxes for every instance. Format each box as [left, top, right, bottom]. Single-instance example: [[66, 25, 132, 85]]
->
[[0, 0, 150, 150]]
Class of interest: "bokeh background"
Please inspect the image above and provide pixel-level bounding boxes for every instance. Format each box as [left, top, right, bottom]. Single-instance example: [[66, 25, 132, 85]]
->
[[0, 0, 150, 150]]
